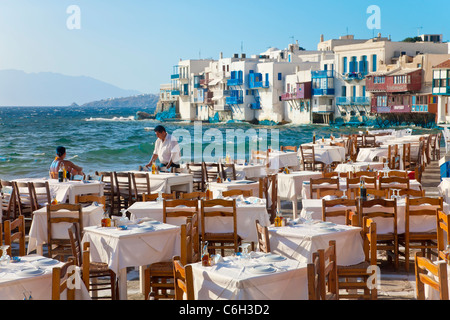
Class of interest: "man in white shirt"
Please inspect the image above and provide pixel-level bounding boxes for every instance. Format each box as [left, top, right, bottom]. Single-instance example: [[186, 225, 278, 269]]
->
[[145, 125, 181, 170]]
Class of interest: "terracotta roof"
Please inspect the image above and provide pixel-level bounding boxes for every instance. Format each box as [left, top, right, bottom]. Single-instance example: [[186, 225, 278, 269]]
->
[[433, 59, 450, 69]]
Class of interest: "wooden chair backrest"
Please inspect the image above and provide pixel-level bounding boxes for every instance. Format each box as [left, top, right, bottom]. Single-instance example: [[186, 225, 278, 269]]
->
[[322, 198, 357, 225], [300, 145, 316, 167], [387, 170, 408, 178], [186, 163, 205, 191], [352, 171, 377, 178], [405, 197, 443, 234], [163, 199, 198, 223], [308, 241, 338, 300], [437, 210, 450, 261], [142, 192, 176, 202], [4, 215, 26, 256], [362, 217, 377, 265], [131, 172, 151, 199], [258, 174, 278, 223], [13, 181, 35, 216], [415, 252, 449, 300], [28, 181, 51, 211], [250, 150, 269, 167], [68, 223, 82, 267], [0, 180, 17, 221], [202, 162, 221, 182], [307, 251, 321, 300], [114, 172, 132, 199], [75, 194, 106, 207], [180, 214, 200, 265], [280, 145, 298, 152], [173, 256, 195, 300], [222, 189, 252, 198], [310, 177, 339, 199], [378, 176, 410, 190], [200, 199, 237, 244], [255, 219, 270, 253], [358, 199, 397, 230], [220, 163, 237, 181], [52, 258, 76, 300], [179, 191, 206, 200]]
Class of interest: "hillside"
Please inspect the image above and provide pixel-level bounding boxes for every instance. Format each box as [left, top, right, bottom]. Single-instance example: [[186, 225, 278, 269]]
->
[[81, 93, 159, 112]]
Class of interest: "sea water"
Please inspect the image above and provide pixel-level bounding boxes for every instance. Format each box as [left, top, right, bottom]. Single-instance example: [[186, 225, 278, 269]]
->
[[0, 106, 440, 180]]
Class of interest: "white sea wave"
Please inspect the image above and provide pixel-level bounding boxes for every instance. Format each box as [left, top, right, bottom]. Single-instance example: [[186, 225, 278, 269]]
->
[[85, 116, 135, 122]]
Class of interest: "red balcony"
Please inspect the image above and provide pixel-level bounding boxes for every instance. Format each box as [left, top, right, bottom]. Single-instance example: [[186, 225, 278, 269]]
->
[[281, 82, 311, 101], [366, 69, 422, 93]]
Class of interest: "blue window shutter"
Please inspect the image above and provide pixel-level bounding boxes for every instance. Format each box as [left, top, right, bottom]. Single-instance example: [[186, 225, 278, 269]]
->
[[372, 55, 377, 72], [278, 73, 282, 80], [343, 57, 347, 73]]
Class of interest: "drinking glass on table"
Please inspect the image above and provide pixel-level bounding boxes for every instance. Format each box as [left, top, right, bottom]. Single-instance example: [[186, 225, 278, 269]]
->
[[0, 245, 11, 266]]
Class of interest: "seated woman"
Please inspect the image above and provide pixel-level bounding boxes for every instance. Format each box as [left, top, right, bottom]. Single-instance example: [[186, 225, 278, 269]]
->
[[49, 146, 84, 179]]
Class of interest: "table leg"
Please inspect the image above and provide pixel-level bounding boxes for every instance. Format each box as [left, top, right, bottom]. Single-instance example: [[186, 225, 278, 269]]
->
[[139, 266, 146, 295], [292, 200, 298, 220], [118, 268, 128, 300]]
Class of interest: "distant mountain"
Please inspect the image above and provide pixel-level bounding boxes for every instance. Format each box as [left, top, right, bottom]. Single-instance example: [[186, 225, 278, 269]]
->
[[0, 69, 142, 106], [81, 93, 159, 112]]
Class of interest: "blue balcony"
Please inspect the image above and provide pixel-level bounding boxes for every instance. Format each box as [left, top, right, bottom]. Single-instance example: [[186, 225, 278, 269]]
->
[[227, 78, 243, 86], [343, 72, 366, 81], [311, 70, 334, 78], [336, 97, 370, 105], [226, 96, 243, 104], [249, 103, 261, 110], [249, 81, 270, 89], [312, 88, 335, 96], [171, 90, 180, 96], [171, 74, 180, 80]]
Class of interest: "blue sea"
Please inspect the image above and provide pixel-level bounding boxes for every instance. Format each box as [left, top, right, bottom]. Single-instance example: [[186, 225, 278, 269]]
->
[[0, 106, 441, 180]]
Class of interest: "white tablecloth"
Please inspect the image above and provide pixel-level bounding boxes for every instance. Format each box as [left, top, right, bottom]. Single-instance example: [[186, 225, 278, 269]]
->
[[439, 178, 450, 203], [268, 151, 300, 171], [335, 162, 384, 173], [191, 252, 308, 300], [82, 223, 180, 299], [122, 171, 194, 194], [208, 180, 260, 198], [268, 222, 365, 266], [126, 200, 270, 243], [234, 164, 267, 179], [27, 204, 104, 254], [299, 144, 346, 165], [277, 171, 323, 201], [0, 254, 90, 300], [300, 198, 448, 235], [13, 178, 104, 204]]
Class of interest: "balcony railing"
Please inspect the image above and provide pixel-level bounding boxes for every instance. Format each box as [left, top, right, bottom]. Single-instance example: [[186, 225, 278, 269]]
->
[[171, 74, 180, 80], [411, 104, 429, 112], [227, 78, 243, 86], [343, 72, 366, 81], [249, 81, 270, 89], [311, 70, 334, 78], [171, 90, 180, 96], [226, 96, 243, 105], [312, 88, 335, 96], [336, 97, 370, 105]]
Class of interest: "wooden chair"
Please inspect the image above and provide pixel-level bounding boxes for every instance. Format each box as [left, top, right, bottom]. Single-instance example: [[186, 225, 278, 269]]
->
[[259, 174, 278, 223], [388, 144, 400, 170], [378, 176, 410, 193], [401, 197, 443, 272], [3, 215, 26, 256], [47, 203, 83, 261], [414, 252, 449, 300], [202, 162, 221, 182], [13, 181, 35, 230], [75, 194, 106, 207], [255, 219, 270, 253], [145, 214, 200, 300], [358, 199, 399, 270], [173, 255, 195, 300], [322, 198, 357, 225], [163, 199, 198, 223], [299, 145, 324, 171], [307, 241, 338, 300], [52, 258, 76, 300], [250, 150, 269, 167], [114, 172, 133, 211], [131, 172, 151, 202], [387, 170, 408, 178], [68, 223, 117, 300], [403, 143, 412, 170], [388, 188, 425, 199], [222, 189, 252, 198], [337, 217, 378, 300], [0, 180, 17, 221], [364, 135, 377, 147], [430, 133, 441, 161], [186, 163, 205, 192], [95, 171, 117, 215], [179, 191, 206, 200], [280, 145, 298, 152], [28, 181, 51, 212], [352, 171, 377, 178], [201, 199, 241, 255], [437, 210, 450, 262], [346, 177, 361, 197], [309, 177, 339, 199], [356, 188, 389, 200], [142, 192, 176, 202], [220, 163, 237, 181], [323, 172, 349, 178], [410, 140, 425, 171], [87, 174, 102, 181]]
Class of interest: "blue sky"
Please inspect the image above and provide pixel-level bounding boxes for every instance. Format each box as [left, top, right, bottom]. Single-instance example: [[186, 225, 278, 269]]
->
[[0, 0, 448, 94]]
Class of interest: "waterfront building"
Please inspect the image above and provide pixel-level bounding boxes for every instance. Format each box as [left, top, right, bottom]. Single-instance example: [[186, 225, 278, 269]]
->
[[329, 33, 448, 124], [432, 59, 450, 123], [156, 83, 179, 116]]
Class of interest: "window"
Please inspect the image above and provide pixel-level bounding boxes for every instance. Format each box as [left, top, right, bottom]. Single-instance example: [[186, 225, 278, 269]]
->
[[278, 73, 282, 81], [342, 86, 347, 97], [372, 55, 377, 72], [343, 57, 347, 74], [350, 56, 357, 73]]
